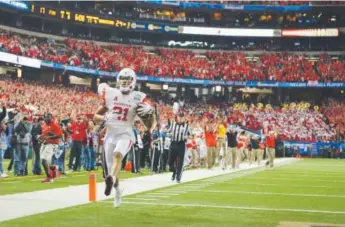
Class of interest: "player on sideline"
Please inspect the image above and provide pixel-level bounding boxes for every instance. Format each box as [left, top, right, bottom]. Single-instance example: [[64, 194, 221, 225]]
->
[[93, 68, 156, 208]]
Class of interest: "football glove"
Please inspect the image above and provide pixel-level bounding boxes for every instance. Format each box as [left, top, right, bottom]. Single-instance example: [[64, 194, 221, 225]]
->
[[137, 103, 154, 116]]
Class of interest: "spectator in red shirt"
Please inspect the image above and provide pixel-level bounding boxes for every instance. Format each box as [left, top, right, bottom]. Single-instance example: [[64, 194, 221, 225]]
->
[[68, 111, 88, 172], [39, 113, 63, 183]]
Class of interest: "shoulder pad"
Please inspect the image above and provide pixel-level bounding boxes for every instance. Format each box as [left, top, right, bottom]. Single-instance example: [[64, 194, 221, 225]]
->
[[132, 91, 147, 103]]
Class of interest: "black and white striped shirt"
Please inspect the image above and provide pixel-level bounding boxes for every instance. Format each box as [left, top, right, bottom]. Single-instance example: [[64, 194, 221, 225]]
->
[[168, 122, 189, 142]]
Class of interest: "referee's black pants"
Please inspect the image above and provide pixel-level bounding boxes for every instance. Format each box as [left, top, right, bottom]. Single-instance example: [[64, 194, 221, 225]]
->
[[131, 146, 140, 173], [140, 146, 150, 169], [151, 146, 161, 173], [168, 141, 185, 181], [159, 149, 169, 172]]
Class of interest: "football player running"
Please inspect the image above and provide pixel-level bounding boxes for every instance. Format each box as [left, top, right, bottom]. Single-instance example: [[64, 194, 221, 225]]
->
[[93, 68, 156, 208]]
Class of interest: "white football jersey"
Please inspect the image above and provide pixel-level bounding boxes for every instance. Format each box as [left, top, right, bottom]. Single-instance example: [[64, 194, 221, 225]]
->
[[98, 83, 146, 141]]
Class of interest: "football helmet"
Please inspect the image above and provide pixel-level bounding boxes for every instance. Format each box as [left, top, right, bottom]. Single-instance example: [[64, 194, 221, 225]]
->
[[117, 68, 136, 94]]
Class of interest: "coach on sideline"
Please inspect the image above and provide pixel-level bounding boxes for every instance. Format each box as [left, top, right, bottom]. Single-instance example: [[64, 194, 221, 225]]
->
[[167, 112, 189, 183], [265, 131, 276, 168]]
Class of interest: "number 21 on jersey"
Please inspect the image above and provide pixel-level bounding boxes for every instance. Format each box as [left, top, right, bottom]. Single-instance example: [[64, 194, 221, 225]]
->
[[112, 106, 129, 121]]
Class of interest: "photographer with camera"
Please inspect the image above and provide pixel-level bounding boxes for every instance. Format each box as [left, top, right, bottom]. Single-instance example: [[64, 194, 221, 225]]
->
[[14, 115, 32, 176], [4, 108, 17, 173], [31, 117, 43, 175]]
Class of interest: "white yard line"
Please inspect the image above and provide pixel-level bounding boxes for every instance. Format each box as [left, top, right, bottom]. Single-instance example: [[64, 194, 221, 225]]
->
[[200, 161, 297, 184], [261, 173, 345, 179], [139, 195, 171, 198], [119, 201, 345, 214], [174, 186, 205, 189], [177, 185, 205, 187], [0, 158, 295, 223], [146, 193, 181, 196], [245, 177, 345, 183], [183, 189, 345, 198], [277, 169, 345, 174], [209, 182, 344, 189], [30, 179, 44, 182], [123, 198, 158, 201], [282, 164, 345, 167], [70, 174, 85, 177], [161, 190, 189, 194], [2, 181, 22, 184]]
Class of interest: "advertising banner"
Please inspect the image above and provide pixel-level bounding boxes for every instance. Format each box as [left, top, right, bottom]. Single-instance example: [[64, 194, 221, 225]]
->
[[0, 0, 30, 11], [283, 141, 344, 157], [39, 60, 345, 87], [129, 22, 179, 33], [179, 26, 277, 37], [0, 52, 41, 68], [282, 28, 339, 37]]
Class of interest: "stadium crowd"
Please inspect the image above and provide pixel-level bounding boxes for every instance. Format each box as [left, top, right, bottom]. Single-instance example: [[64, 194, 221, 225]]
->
[[0, 77, 340, 142], [323, 98, 345, 138], [0, 78, 100, 120], [0, 76, 344, 179], [1, 30, 344, 82], [230, 103, 336, 142]]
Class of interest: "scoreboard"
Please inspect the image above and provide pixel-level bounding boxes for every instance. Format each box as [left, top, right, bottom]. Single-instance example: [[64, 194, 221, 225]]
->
[[30, 3, 132, 29], [28, 3, 179, 33]]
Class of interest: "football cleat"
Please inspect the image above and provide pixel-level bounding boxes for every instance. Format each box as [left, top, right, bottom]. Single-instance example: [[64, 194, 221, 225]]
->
[[104, 175, 114, 196]]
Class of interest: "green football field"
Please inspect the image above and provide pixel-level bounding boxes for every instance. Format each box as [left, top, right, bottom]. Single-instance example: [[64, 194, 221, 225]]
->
[[0, 159, 344, 227]]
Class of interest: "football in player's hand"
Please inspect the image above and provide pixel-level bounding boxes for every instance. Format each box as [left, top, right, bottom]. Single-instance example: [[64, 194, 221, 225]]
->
[[137, 103, 154, 117]]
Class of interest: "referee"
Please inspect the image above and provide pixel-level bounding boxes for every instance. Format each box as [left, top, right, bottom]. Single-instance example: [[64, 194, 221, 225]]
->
[[168, 112, 189, 183]]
